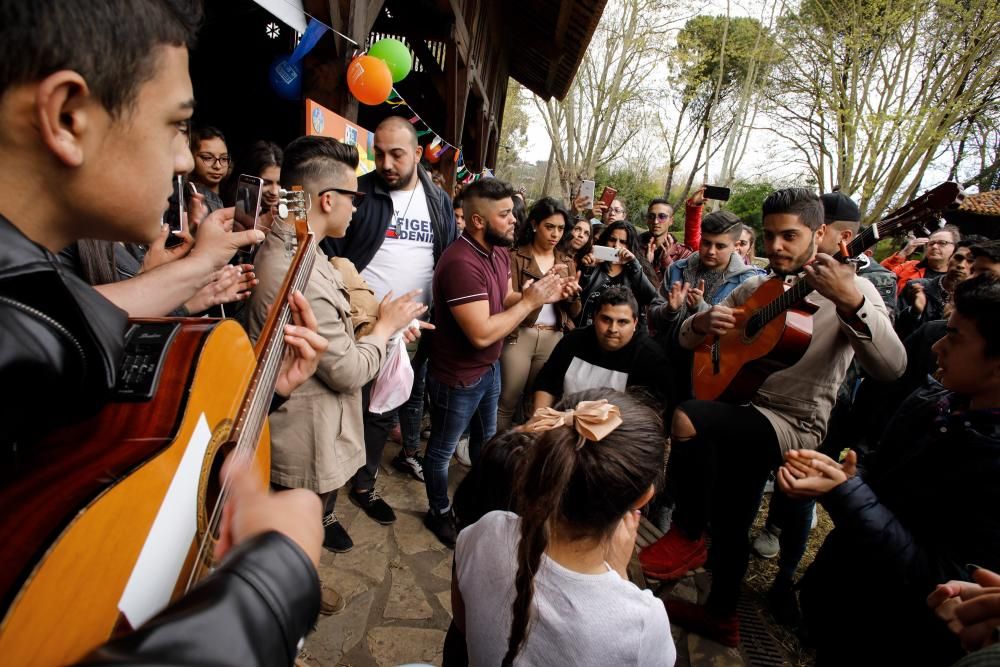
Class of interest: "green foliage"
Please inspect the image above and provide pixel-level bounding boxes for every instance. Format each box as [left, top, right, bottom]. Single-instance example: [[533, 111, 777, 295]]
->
[[672, 15, 780, 120], [593, 164, 662, 231], [721, 180, 773, 255]]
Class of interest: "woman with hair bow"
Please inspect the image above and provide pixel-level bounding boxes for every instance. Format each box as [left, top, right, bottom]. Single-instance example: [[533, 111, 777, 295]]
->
[[450, 389, 676, 666]]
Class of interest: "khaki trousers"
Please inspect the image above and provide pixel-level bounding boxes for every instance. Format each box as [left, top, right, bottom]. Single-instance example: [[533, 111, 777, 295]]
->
[[497, 327, 562, 431]]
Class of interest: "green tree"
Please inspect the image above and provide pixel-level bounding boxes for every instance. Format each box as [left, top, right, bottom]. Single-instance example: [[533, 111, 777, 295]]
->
[[723, 180, 773, 254], [767, 0, 1000, 222], [662, 13, 780, 200]]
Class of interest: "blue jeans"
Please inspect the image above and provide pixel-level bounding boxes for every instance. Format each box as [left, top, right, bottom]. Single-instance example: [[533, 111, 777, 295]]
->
[[766, 490, 816, 583], [424, 362, 500, 514]]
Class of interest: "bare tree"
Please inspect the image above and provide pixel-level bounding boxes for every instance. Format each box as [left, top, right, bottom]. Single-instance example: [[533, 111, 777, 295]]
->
[[766, 0, 1000, 221], [533, 0, 681, 199]]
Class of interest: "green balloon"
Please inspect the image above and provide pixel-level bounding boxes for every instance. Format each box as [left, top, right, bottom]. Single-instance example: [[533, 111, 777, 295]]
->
[[368, 38, 412, 83]]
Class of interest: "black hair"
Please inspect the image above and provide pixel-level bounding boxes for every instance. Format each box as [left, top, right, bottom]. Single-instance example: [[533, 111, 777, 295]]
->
[[0, 0, 202, 118], [452, 431, 534, 532], [701, 210, 743, 240], [504, 388, 665, 665], [596, 286, 638, 318], [453, 194, 464, 210], [190, 126, 227, 152], [516, 197, 572, 247], [646, 198, 674, 213], [597, 220, 658, 282], [953, 274, 1000, 357], [281, 136, 359, 189], [513, 195, 528, 232], [246, 140, 283, 178], [762, 188, 824, 231], [955, 235, 987, 254], [462, 177, 516, 219], [564, 218, 594, 263], [971, 240, 1000, 265]]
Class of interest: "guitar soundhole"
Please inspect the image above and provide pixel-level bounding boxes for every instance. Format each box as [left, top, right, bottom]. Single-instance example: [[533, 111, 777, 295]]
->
[[745, 315, 762, 339]]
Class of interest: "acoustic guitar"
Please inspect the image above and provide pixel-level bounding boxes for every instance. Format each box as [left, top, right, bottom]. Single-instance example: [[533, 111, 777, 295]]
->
[[692, 182, 964, 403], [0, 189, 315, 664]]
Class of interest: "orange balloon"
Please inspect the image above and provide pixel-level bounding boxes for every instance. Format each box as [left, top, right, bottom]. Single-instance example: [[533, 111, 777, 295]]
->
[[347, 55, 393, 105]]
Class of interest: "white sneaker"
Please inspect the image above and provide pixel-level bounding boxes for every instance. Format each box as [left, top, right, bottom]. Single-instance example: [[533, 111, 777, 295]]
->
[[752, 526, 781, 559], [455, 436, 471, 467]]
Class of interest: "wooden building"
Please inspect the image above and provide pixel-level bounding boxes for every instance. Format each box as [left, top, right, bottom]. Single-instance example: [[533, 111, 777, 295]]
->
[[190, 0, 606, 186]]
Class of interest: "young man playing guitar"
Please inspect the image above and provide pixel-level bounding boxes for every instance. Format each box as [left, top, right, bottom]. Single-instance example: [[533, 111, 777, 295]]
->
[[640, 188, 906, 646], [0, 2, 331, 663]]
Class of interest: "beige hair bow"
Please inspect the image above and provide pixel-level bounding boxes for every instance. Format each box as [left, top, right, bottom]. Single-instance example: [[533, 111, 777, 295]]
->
[[521, 399, 622, 445]]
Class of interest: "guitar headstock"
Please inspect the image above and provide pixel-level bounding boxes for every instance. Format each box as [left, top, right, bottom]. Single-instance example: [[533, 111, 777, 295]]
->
[[877, 181, 965, 240], [276, 187, 310, 245]]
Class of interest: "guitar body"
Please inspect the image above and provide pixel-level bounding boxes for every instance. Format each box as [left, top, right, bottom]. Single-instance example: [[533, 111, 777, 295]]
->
[[692, 278, 816, 403], [0, 318, 269, 666]]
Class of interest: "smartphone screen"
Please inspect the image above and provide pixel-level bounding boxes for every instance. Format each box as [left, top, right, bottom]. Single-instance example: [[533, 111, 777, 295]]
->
[[163, 175, 187, 246], [233, 174, 264, 235], [599, 186, 618, 208], [704, 185, 731, 201], [578, 180, 596, 204], [592, 245, 620, 263]]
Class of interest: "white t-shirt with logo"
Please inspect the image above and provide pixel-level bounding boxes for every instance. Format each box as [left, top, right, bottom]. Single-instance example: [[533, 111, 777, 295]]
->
[[361, 181, 435, 306]]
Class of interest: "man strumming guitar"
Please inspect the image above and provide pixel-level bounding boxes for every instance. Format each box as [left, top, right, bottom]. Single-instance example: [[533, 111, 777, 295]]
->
[[640, 187, 906, 646]]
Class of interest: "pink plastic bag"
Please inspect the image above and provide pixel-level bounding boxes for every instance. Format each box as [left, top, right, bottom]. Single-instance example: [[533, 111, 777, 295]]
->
[[369, 336, 414, 414]]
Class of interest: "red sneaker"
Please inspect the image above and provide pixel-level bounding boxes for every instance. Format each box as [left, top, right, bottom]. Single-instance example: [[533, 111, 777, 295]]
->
[[388, 424, 402, 444], [665, 599, 740, 648], [639, 528, 707, 580]]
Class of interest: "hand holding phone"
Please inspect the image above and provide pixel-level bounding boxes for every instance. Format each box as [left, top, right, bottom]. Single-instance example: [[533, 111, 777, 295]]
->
[[599, 186, 618, 208], [592, 245, 620, 264], [233, 174, 264, 237], [578, 180, 596, 206], [703, 185, 731, 202]]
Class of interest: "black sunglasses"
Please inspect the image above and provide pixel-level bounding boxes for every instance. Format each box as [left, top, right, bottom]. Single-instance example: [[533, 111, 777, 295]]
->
[[318, 187, 365, 206]]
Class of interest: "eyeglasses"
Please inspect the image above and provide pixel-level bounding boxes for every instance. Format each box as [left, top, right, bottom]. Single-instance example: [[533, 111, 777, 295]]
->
[[609, 207, 625, 214], [927, 240, 955, 248], [646, 212, 671, 222], [196, 153, 231, 167], [318, 187, 365, 206]]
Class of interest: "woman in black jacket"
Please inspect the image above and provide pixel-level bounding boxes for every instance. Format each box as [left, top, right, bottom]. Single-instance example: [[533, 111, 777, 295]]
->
[[576, 220, 662, 331]]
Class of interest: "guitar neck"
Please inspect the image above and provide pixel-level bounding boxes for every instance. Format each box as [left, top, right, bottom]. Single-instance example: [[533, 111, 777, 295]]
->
[[229, 190, 314, 452]]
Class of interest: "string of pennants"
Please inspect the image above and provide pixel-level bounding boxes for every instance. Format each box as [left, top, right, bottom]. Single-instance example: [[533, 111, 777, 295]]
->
[[260, 2, 497, 183], [384, 89, 494, 183]]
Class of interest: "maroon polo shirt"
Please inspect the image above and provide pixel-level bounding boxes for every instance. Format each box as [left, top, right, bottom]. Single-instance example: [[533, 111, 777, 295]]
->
[[429, 232, 511, 386]]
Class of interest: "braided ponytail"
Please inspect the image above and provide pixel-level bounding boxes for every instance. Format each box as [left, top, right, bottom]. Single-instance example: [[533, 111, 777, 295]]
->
[[502, 427, 578, 666]]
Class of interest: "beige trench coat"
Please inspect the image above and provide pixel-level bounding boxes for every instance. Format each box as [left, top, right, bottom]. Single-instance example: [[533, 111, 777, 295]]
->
[[246, 219, 386, 493]]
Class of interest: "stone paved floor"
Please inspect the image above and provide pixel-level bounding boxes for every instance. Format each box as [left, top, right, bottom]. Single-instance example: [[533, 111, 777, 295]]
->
[[298, 446, 750, 667]]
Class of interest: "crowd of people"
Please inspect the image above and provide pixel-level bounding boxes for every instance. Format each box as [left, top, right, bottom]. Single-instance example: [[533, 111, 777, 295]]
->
[[2, 2, 1000, 666]]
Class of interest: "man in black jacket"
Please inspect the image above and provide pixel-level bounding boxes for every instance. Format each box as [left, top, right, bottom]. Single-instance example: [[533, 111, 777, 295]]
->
[[0, 2, 323, 664], [778, 274, 1000, 666], [321, 116, 458, 531]]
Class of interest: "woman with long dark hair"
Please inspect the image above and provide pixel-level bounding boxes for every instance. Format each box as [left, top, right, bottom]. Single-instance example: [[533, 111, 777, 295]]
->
[[577, 220, 662, 331], [452, 389, 676, 666], [563, 217, 594, 269], [497, 197, 581, 430]]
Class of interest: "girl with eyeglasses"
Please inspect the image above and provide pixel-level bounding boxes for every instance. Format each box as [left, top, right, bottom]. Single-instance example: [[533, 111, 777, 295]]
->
[[188, 126, 231, 214]]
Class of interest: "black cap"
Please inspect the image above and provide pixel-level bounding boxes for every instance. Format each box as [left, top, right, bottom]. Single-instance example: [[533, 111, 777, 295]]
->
[[820, 192, 861, 223]]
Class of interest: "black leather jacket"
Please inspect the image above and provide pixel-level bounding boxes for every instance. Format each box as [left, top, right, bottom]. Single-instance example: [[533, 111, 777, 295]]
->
[[0, 215, 126, 449], [79, 532, 320, 666], [0, 215, 318, 666]]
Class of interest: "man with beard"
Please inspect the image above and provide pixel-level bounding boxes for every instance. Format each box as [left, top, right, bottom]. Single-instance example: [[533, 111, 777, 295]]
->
[[639, 188, 906, 646], [422, 178, 569, 546], [322, 115, 457, 526]]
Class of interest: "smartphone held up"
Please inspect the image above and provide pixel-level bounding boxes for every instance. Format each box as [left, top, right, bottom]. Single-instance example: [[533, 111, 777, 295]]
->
[[233, 174, 265, 237]]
